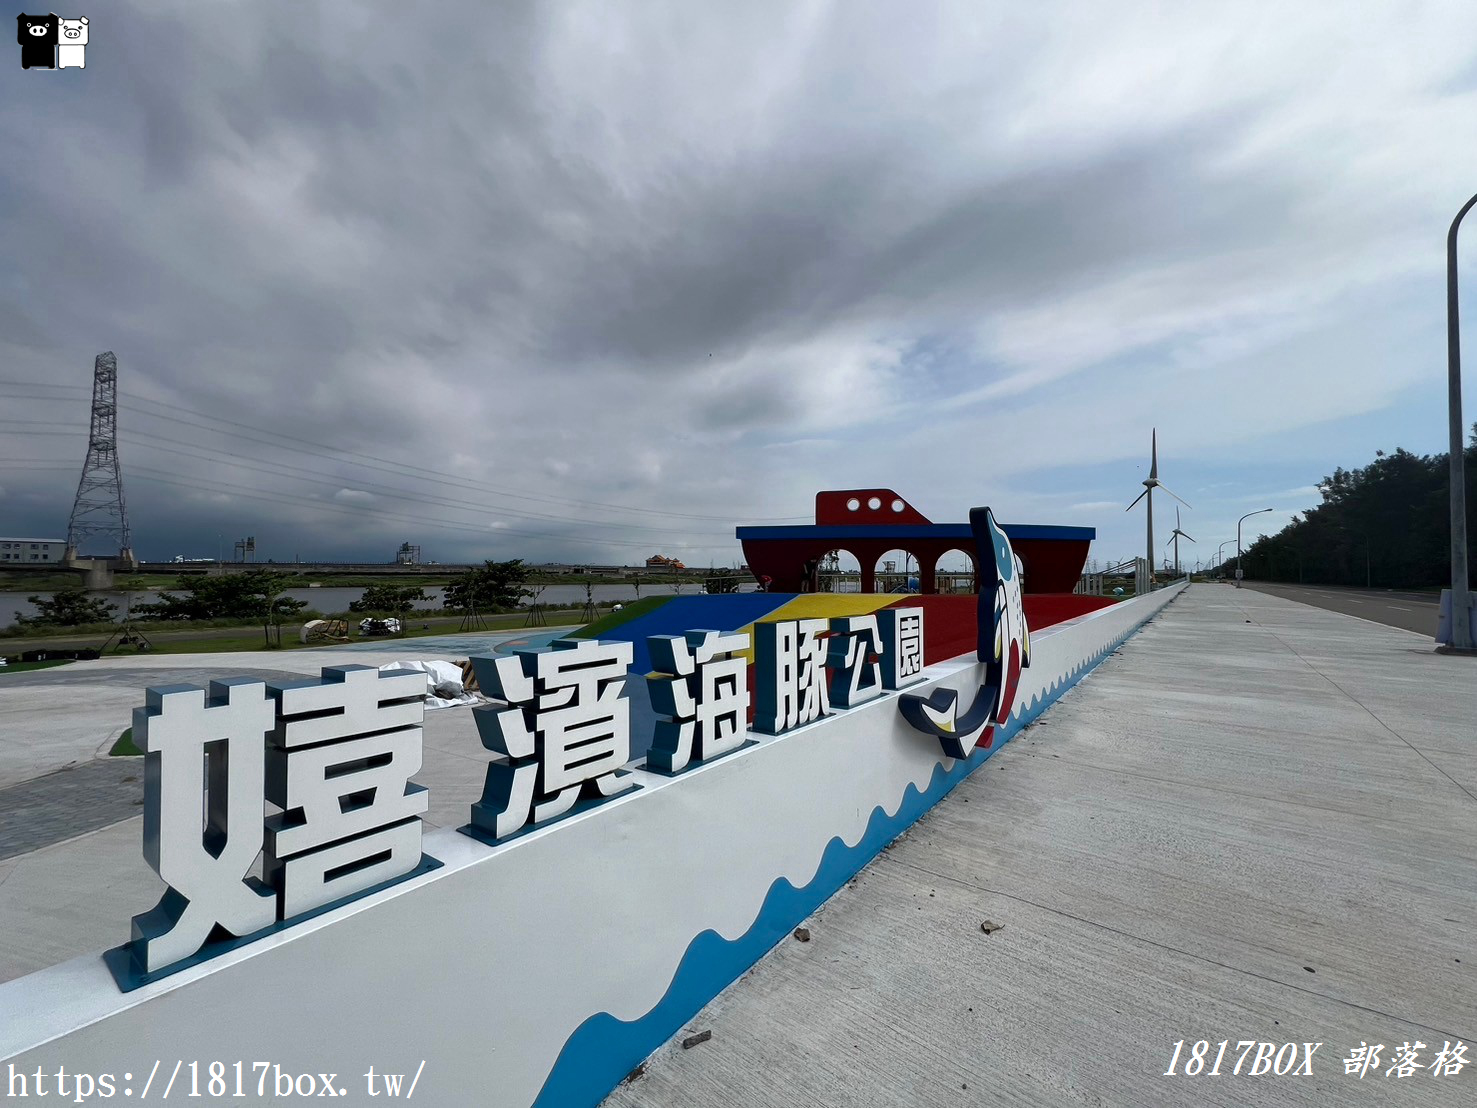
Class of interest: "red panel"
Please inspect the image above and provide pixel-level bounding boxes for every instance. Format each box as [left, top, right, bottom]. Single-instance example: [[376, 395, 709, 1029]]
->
[[1023, 594, 1116, 628], [815, 489, 933, 526], [740, 538, 827, 592], [892, 595, 977, 665], [1012, 538, 1091, 593], [890, 593, 1116, 665]]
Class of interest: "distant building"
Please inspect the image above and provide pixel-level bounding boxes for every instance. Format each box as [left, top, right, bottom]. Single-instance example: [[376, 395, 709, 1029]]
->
[[0, 538, 66, 563]]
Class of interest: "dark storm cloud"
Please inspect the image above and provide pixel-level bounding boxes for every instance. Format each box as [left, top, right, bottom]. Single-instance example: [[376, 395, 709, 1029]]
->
[[2, 1, 1476, 567]]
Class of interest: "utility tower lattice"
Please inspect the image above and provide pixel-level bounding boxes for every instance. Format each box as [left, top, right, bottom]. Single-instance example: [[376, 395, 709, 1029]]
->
[[66, 351, 133, 561]]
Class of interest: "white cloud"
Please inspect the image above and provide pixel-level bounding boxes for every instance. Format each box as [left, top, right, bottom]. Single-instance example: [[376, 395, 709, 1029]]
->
[[3, 1, 1475, 566]]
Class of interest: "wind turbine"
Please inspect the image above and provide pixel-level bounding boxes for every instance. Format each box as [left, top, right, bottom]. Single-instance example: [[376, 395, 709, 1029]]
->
[[1166, 507, 1196, 577], [1125, 429, 1190, 586]]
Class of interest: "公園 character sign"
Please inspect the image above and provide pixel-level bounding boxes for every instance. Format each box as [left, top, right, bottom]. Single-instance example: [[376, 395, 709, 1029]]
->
[[110, 667, 439, 989], [899, 507, 1031, 758]]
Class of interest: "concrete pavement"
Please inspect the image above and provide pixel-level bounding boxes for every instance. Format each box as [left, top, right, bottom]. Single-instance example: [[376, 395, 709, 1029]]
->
[[603, 586, 1475, 1107], [0, 627, 573, 790]]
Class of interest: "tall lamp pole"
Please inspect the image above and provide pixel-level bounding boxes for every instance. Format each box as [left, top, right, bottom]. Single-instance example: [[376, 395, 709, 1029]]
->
[[1216, 540, 1234, 574], [1236, 509, 1273, 588], [1445, 192, 1476, 650]]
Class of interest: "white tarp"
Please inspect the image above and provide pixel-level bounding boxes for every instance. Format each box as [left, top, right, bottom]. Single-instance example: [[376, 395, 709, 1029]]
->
[[376, 659, 482, 710]]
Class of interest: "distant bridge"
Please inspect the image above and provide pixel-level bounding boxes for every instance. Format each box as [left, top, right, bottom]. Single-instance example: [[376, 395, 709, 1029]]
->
[[1, 560, 717, 586]]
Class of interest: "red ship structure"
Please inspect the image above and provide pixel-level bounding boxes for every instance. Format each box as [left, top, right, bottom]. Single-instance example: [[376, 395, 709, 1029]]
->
[[737, 488, 1096, 597]]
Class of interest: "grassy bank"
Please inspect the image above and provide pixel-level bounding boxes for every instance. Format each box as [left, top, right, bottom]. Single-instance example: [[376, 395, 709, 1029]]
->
[[0, 569, 708, 592], [0, 607, 599, 657], [0, 659, 71, 675]]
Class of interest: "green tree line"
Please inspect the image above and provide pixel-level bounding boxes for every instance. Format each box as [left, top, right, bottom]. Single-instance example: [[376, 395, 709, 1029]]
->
[[1237, 427, 1477, 588], [12, 560, 534, 638]]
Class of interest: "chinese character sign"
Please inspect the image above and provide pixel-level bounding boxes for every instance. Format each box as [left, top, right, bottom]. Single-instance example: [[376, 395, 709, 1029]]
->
[[753, 617, 831, 734], [130, 680, 277, 976], [469, 638, 639, 841], [827, 615, 883, 707], [899, 506, 1031, 758], [263, 667, 429, 919], [126, 666, 431, 980], [877, 607, 925, 690], [647, 629, 750, 774]]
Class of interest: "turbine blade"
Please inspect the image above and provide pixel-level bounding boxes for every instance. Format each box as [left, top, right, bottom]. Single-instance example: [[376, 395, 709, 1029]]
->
[[1183, 532, 1197, 543], [1126, 489, 1148, 511], [1159, 484, 1191, 509], [1150, 429, 1158, 480]]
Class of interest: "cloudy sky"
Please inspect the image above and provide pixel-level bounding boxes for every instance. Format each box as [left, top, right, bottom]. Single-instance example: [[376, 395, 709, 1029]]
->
[[4, 0, 1477, 574]]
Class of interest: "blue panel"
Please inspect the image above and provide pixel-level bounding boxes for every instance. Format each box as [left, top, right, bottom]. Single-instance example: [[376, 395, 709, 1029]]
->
[[569, 594, 790, 674], [736, 524, 1095, 541]]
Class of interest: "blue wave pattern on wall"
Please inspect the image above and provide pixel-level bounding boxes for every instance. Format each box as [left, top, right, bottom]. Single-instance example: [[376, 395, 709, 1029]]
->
[[532, 597, 1178, 1108]]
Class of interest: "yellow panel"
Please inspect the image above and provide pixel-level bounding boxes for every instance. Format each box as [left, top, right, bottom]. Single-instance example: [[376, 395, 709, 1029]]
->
[[730, 594, 904, 664]]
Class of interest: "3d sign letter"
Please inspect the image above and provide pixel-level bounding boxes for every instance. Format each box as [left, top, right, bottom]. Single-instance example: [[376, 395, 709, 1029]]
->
[[876, 607, 925, 689], [263, 666, 429, 918], [646, 629, 750, 774], [128, 680, 278, 976], [467, 638, 639, 842], [753, 618, 831, 734], [826, 614, 883, 708]]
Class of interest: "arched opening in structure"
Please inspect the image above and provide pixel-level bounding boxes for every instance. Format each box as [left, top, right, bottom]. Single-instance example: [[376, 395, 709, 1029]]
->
[[874, 549, 917, 594], [935, 548, 976, 594], [821, 549, 861, 593]]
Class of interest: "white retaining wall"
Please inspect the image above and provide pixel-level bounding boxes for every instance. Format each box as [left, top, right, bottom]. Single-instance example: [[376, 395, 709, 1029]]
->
[[0, 583, 1187, 1106]]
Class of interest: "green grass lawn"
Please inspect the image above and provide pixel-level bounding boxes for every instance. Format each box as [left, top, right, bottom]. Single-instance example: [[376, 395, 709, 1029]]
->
[[109, 727, 142, 756], [0, 658, 72, 675], [6, 608, 592, 658]]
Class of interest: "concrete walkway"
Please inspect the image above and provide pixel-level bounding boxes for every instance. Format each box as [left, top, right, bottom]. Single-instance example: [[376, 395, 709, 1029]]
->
[[0, 627, 569, 790], [604, 585, 1476, 1107]]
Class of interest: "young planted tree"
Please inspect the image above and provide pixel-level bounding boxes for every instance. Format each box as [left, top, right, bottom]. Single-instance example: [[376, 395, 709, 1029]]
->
[[244, 569, 307, 647], [14, 587, 118, 628], [134, 574, 273, 620], [443, 559, 532, 615]]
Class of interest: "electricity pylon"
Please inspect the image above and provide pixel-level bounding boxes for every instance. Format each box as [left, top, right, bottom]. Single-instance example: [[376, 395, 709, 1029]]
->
[[66, 352, 134, 565]]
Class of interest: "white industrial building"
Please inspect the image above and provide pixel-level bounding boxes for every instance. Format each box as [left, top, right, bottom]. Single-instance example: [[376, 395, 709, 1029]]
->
[[0, 538, 67, 563]]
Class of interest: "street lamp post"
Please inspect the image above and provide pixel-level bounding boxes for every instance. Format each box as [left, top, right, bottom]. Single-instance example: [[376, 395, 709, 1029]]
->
[[1236, 509, 1273, 588], [1215, 540, 1234, 575], [1444, 192, 1476, 650]]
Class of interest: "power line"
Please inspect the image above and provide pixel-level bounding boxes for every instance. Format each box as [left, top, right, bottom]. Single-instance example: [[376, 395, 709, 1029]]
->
[[0, 383, 808, 525], [116, 433, 737, 538], [108, 390, 804, 522], [125, 464, 734, 551]]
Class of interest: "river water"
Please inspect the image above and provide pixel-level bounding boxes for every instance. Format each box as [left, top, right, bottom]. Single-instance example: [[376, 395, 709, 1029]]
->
[[1, 581, 756, 628]]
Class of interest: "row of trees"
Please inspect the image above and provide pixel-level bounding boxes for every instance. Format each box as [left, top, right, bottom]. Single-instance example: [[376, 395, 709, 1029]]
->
[[13, 560, 535, 641], [1237, 429, 1477, 588]]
